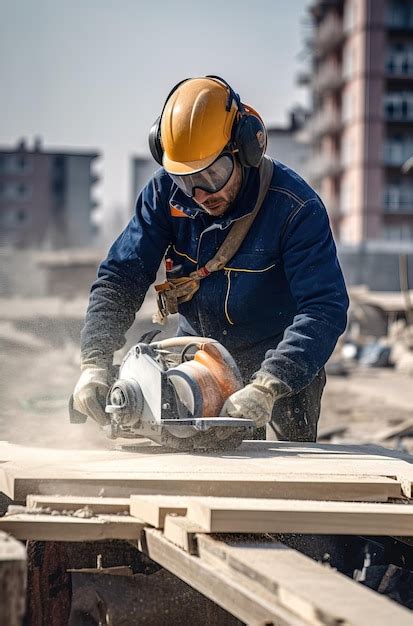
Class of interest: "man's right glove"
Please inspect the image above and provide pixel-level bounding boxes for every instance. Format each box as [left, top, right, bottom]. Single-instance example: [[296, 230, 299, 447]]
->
[[72, 365, 110, 426]]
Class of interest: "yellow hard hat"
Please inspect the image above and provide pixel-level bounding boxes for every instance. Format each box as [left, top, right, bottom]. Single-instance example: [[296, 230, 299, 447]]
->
[[160, 78, 238, 175]]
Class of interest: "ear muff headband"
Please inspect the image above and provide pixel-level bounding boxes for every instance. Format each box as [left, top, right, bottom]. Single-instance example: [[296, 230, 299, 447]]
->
[[148, 76, 267, 169]]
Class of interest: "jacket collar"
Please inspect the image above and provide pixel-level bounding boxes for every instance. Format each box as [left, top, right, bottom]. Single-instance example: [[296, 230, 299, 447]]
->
[[167, 166, 261, 228]]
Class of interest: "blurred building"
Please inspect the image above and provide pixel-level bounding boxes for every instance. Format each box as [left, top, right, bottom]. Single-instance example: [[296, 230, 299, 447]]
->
[[130, 155, 157, 214], [266, 107, 311, 180], [302, 0, 413, 244], [0, 138, 100, 249]]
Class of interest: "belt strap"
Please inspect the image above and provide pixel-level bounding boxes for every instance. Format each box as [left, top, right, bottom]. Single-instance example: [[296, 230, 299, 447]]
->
[[153, 156, 274, 324]]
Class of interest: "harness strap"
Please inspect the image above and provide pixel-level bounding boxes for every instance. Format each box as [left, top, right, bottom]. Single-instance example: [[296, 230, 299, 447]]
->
[[153, 156, 274, 324]]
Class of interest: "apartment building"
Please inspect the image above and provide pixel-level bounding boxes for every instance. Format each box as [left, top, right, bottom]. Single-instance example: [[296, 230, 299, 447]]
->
[[305, 0, 413, 244], [0, 139, 100, 248]]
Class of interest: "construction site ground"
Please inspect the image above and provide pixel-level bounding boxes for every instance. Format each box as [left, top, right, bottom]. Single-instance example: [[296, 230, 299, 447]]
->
[[1, 294, 413, 452]]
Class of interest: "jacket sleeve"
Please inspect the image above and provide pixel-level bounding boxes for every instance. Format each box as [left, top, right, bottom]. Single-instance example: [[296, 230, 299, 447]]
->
[[260, 198, 349, 393], [81, 174, 173, 368]]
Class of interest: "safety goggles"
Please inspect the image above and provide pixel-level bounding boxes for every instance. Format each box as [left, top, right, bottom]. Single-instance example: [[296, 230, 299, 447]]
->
[[169, 153, 234, 198]]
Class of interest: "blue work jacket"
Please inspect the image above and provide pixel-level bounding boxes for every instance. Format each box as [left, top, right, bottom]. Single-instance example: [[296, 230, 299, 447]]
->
[[82, 158, 349, 393]]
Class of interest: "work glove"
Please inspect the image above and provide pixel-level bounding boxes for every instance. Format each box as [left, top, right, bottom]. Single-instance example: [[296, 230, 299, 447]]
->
[[221, 372, 290, 428], [72, 365, 110, 427]]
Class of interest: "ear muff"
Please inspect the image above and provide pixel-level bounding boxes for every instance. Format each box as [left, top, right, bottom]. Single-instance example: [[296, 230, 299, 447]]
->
[[148, 116, 163, 165], [233, 106, 267, 168]]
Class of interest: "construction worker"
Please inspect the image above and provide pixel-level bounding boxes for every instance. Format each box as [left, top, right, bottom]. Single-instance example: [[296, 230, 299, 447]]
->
[[73, 75, 349, 449]]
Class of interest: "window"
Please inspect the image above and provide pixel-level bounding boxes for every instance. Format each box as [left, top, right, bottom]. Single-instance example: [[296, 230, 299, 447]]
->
[[387, 1, 413, 29], [0, 208, 29, 227], [384, 92, 413, 120]]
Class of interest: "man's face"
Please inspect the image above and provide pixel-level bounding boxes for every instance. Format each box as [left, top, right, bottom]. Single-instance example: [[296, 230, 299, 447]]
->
[[192, 159, 243, 217]]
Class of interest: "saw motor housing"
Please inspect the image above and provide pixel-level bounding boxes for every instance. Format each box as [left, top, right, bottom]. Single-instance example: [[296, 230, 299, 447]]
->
[[105, 337, 253, 442]]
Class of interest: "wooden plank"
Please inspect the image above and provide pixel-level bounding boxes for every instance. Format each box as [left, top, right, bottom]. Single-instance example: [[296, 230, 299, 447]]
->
[[0, 513, 145, 542], [0, 440, 412, 502], [129, 473, 407, 528], [144, 529, 308, 626], [130, 495, 190, 527], [196, 535, 413, 626], [5, 471, 407, 501], [0, 531, 26, 626], [372, 419, 413, 443], [186, 497, 413, 535], [26, 495, 130, 514], [163, 515, 204, 554]]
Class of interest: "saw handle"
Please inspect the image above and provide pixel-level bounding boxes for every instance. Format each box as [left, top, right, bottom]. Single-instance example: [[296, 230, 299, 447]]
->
[[151, 336, 218, 350], [68, 394, 88, 424]]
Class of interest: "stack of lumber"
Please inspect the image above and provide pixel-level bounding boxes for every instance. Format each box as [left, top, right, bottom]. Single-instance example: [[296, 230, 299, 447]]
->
[[1, 440, 413, 624]]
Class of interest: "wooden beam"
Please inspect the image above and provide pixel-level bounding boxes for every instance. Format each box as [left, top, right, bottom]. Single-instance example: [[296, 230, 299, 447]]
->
[[144, 529, 307, 626], [0, 513, 145, 542], [186, 497, 413, 535], [130, 495, 190, 528], [26, 495, 130, 515], [0, 531, 26, 626], [163, 515, 204, 554], [196, 535, 413, 626]]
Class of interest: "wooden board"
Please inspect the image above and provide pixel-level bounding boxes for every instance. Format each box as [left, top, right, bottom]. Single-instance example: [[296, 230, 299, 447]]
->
[[26, 495, 130, 514], [130, 495, 190, 527], [196, 534, 413, 626], [0, 513, 145, 542], [185, 497, 413, 535], [163, 515, 204, 554], [144, 529, 308, 626], [0, 440, 411, 501]]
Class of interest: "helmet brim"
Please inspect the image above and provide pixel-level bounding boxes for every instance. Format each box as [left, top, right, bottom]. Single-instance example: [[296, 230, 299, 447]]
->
[[163, 148, 224, 176]]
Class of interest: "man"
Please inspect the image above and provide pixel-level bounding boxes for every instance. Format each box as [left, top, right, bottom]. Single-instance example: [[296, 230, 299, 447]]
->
[[73, 75, 348, 448]]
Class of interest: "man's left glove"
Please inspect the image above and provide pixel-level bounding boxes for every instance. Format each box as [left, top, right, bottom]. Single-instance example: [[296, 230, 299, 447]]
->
[[220, 372, 290, 428]]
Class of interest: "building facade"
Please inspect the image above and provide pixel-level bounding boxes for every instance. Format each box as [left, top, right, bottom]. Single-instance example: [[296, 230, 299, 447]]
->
[[130, 155, 157, 215], [304, 0, 413, 244], [0, 139, 100, 249], [266, 108, 311, 181]]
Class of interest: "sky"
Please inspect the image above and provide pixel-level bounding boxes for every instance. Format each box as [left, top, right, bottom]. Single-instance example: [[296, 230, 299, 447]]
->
[[0, 0, 310, 219]]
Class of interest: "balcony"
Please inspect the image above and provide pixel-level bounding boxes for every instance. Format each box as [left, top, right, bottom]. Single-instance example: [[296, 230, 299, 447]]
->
[[313, 63, 344, 94], [308, 154, 342, 183], [314, 16, 345, 58], [307, 109, 342, 139]]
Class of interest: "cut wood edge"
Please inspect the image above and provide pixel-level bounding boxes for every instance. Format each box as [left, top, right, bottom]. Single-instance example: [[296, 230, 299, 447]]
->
[[129, 495, 190, 528], [163, 515, 205, 554], [0, 513, 146, 542], [26, 495, 130, 515]]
